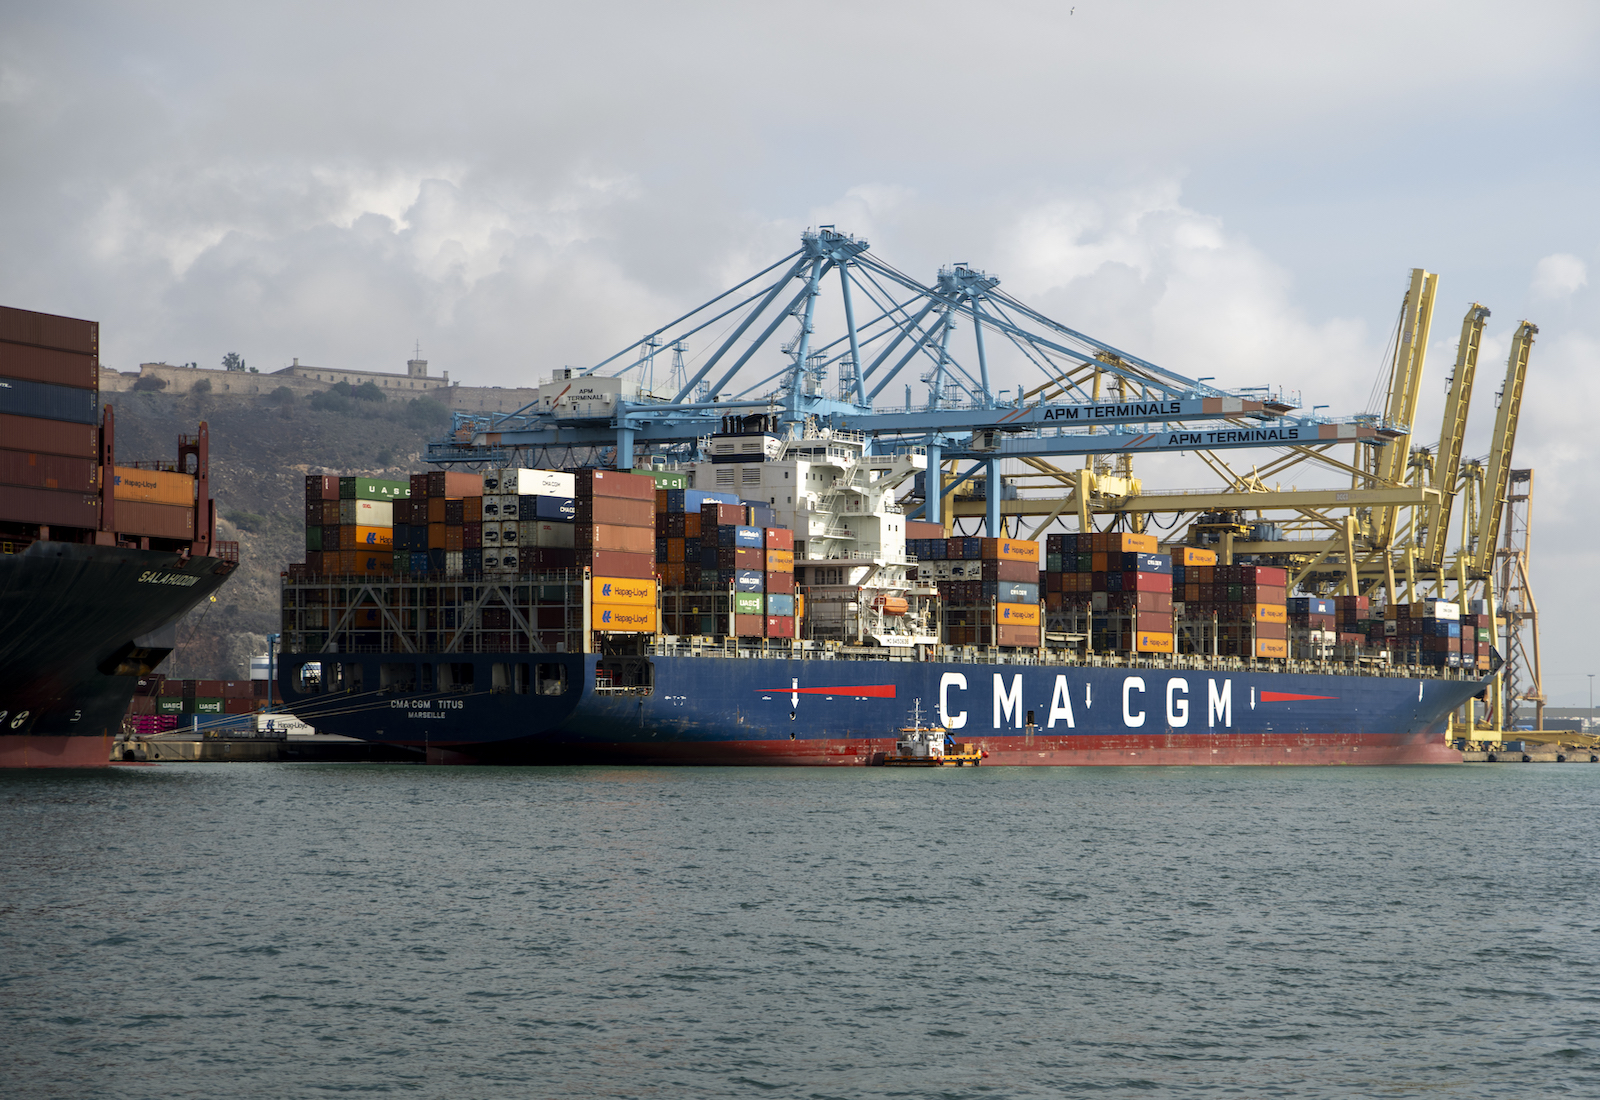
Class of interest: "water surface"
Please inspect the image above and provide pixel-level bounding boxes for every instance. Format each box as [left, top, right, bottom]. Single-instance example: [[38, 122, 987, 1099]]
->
[[3, 763, 1597, 1098]]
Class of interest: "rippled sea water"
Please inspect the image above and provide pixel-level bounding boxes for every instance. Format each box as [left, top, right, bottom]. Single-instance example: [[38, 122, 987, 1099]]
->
[[3, 762, 1599, 1099]]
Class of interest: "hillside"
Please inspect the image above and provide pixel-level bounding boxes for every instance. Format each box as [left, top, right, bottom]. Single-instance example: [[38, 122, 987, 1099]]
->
[[105, 387, 454, 680]]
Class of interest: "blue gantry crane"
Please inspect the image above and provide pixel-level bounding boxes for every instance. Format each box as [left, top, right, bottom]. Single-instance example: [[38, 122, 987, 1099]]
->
[[428, 228, 1399, 535]]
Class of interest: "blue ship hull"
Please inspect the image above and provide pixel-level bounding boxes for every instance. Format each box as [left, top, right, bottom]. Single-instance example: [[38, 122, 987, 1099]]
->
[[277, 649, 1483, 766]]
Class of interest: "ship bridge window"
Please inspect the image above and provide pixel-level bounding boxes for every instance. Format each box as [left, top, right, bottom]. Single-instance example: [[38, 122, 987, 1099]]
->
[[438, 662, 474, 693], [491, 662, 531, 695], [380, 662, 418, 694]]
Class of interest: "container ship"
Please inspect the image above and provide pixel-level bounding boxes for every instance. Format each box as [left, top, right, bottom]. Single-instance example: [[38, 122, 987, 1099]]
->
[[274, 421, 1488, 765], [0, 306, 238, 768]]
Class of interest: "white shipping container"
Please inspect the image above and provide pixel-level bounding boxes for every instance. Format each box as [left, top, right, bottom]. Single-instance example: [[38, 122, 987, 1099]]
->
[[1418, 599, 1460, 621], [338, 499, 394, 526], [506, 468, 576, 497], [482, 524, 500, 545], [500, 520, 520, 544], [445, 550, 464, 575]]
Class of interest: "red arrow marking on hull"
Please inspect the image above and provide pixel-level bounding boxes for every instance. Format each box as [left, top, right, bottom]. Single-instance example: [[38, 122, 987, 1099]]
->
[[759, 685, 897, 697], [1259, 691, 1338, 702]]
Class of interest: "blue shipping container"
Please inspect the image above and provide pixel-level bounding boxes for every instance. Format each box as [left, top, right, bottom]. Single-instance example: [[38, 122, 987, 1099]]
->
[[734, 569, 764, 592], [0, 375, 99, 425], [766, 593, 796, 615], [734, 525, 763, 548], [664, 489, 741, 513]]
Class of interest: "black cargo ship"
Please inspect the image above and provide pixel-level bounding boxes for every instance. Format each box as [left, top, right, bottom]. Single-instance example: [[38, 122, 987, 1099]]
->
[[0, 306, 237, 767]]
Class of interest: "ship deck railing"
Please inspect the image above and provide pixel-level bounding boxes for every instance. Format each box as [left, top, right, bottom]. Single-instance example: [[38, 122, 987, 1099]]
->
[[641, 638, 1484, 682]]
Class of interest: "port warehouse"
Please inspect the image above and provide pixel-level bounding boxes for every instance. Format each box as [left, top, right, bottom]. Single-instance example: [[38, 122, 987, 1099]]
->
[[0, 304, 233, 554]]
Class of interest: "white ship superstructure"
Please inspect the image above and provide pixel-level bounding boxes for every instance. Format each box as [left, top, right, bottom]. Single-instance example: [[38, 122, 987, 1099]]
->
[[683, 423, 937, 647]]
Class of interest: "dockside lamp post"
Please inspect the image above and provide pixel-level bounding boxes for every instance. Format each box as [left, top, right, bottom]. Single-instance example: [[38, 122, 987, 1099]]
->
[[267, 633, 280, 713]]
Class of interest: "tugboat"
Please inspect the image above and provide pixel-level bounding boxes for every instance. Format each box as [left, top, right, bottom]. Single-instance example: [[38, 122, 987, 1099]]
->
[[880, 701, 986, 766]]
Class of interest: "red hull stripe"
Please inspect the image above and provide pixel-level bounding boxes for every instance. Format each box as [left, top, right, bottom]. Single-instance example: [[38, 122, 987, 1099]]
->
[[1259, 691, 1338, 702], [758, 685, 897, 697]]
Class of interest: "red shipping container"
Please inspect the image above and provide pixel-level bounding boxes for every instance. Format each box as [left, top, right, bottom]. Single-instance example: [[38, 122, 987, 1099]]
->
[[573, 468, 654, 501], [1124, 571, 1173, 594], [0, 306, 97, 354], [765, 615, 795, 639], [0, 412, 98, 459], [224, 698, 254, 715], [997, 625, 1040, 648], [764, 571, 795, 594], [576, 549, 655, 578], [576, 496, 653, 526], [425, 471, 483, 498], [1137, 612, 1174, 631], [657, 562, 687, 586], [409, 472, 431, 498], [763, 527, 794, 550], [702, 502, 744, 526], [305, 475, 339, 501], [0, 448, 97, 493], [733, 613, 764, 637], [464, 521, 482, 549], [533, 547, 578, 569], [0, 342, 97, 389], [732, 546, 762, 569], [657, 512, 686, 536], [1256, 622, 1288, 640], [0, 484, 98, 527], [980, 559, 1036, 582], [575, 524, 654, 554]]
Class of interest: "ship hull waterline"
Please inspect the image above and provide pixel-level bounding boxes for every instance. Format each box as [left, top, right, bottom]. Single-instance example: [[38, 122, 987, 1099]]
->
[[0, 541, 237, 769], [277, 651, 1485, 767]]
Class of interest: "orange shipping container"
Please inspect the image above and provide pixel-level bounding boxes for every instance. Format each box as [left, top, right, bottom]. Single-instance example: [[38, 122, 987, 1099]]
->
[[684, 512, 701, 537], [591, 576, 657, 606], [657, 562, 687, 586], [111, 470, 193, 508], [352, 525, 393, 548], [593, 604, 658, 633], [1255, 637, 1288, 659], [765, 549, 794, 572], [666, 537, 685, 562], [997, 602, 1040, 626], [980, 537, 1039, 563], [1169, 546, 1218, 566], [464, 497, 483, 523], [1136, 630, 1175, 653], [1252, 603, 1287, 624], [1110, 532, 1159, 553]]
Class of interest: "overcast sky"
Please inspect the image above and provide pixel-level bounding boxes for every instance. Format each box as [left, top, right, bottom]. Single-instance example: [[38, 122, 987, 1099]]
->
[[3, 1, 1596, 704]]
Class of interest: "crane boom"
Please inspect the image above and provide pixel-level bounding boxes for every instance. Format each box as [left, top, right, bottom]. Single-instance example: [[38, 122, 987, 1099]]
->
[[1424, 303, 1490, 569], [1474, 321, 1536, 575], [1369, 268, 1438, 549]]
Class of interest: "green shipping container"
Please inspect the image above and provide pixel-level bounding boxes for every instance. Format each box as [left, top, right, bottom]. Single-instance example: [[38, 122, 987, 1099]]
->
[[339, 477, 411, 501], [306, 525, 323, 551], [632, 468, 687, 490], [156, 697, 186, 715], [393, 550, 410, 573], [192, 697, 225, 714], [734, 592, 764, 615]]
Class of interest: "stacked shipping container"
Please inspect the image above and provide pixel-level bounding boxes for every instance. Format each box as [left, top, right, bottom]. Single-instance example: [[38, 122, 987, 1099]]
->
[[1042, 532, 1174, 653], [0, 305, 101, 530], [916, 535, 1041, 647], [304, 475, 409, 575]]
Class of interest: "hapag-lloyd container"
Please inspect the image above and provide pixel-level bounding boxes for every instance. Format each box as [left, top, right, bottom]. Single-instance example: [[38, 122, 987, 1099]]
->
[[590, 576, 657, 606], [112, 467, 196, 506]]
